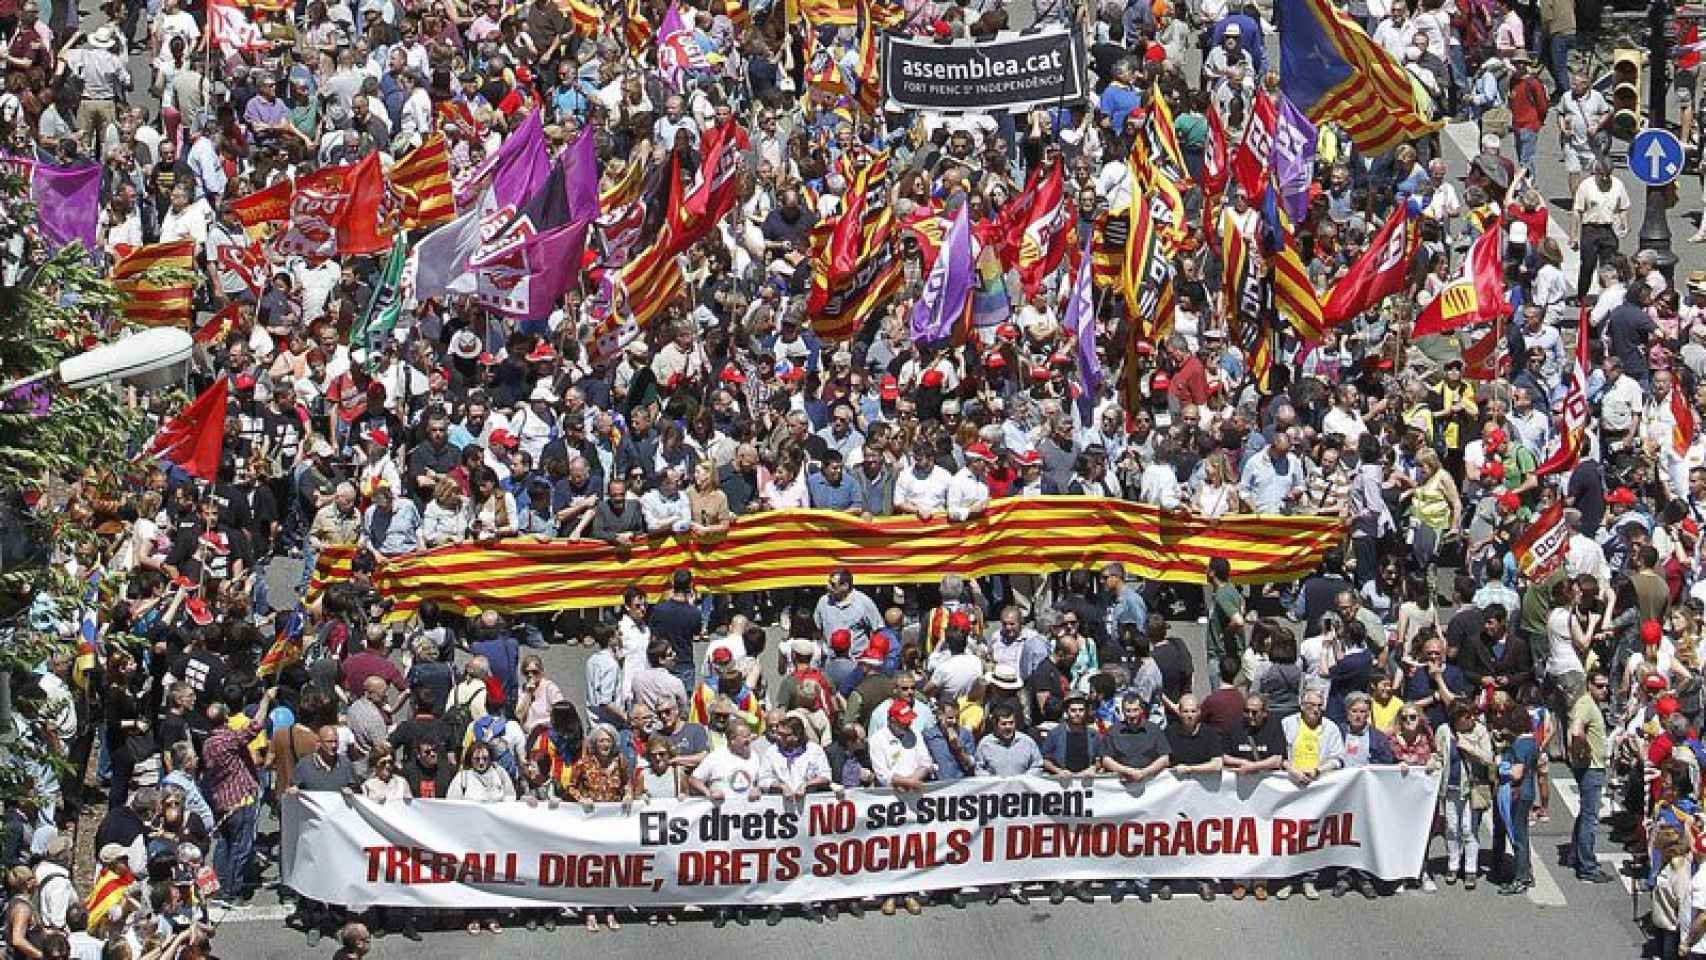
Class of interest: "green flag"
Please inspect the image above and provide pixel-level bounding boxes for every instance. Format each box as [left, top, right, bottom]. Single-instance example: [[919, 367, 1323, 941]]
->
[[352, 238, 407, 368]]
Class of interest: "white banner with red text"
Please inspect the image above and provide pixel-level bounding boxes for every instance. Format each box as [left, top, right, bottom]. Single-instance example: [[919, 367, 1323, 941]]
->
[[280, 769, 1440, 909]]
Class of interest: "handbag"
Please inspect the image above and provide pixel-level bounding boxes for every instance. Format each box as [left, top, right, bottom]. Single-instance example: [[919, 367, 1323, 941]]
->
[[1480, 106, 1513, 138]]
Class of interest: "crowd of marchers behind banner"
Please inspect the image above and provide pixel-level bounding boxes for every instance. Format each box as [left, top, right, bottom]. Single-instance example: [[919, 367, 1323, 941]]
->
[[6, 0, 1706, 952]]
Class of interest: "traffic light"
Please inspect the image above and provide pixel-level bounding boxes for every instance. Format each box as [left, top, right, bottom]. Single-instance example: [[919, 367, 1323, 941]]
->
[[1611, 49, 1645, 139]]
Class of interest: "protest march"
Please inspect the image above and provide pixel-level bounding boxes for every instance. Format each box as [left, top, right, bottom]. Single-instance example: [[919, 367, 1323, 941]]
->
[[2, 0, 1706, 952]]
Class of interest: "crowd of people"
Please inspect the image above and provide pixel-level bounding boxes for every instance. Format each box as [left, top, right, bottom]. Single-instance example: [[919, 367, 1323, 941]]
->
[[5, 0, 1706, 949]]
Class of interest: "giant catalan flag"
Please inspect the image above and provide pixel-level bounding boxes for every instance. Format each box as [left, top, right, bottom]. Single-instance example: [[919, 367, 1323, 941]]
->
[[1276, 0, 1441, 154], [312, 497, 1345, 618], [113, 241, 195, 328]]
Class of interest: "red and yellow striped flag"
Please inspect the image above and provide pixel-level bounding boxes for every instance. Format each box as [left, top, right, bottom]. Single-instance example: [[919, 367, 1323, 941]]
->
[[599, 155, 647, 212], [1278, 0, 1442, 155], [113, 241, 195, 328], [851, 0, 884, 115], [313, 498, 1346, 619], [798, 0, 900, 27], [85, 865, 133, 931], [389, 133, 455, 230], [562, 0, 603, 34]]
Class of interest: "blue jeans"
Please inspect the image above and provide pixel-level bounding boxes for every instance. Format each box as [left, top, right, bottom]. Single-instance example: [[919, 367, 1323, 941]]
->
[[1508, 793, 1535, 884], [1572, 766, 1606, 876], [1515, 128, 1539, 177], [1547, 33, 1575, 94], [215, 801, 259, 898]]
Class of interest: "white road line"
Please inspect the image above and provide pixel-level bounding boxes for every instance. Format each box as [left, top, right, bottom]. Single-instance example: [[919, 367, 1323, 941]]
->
[[206, 904, 293, 925], [1439, 119, 1582, 285], [1553, 778, 1638, 896]]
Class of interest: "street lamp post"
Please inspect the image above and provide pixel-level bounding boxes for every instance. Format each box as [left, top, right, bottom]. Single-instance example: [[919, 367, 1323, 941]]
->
[[1640, 0, 1679, 283]]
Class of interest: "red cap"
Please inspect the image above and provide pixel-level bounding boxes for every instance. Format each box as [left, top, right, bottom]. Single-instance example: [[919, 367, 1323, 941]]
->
[[1029, 365, 1052, 383], [829, 628, 852, 653], [199, 531, 230, 555], [1020, 449, 1043, 467], [931, 18, 950, 37], [525, 342, 556, 363], [964, 442, 995, 462], [1485, 427, 1507, 448], [996, 323, 1020, 341], [1135, 340, 1155, 356], [985, 351, 1007, 369], [710, 646, 734, 664], [859, 632, 890, 664], [1658, 695, 1682, 718], [1643, 619, 1665, 646], [879, 374, 899, 400], [1686, 519, 1702, 537], [779, 366, 805, 383], [1144, 42, 1166, 62], [720, 364, 747, 385], [233, 373, 257, 392], [920, 369, 946, 389], [1049, 351, 1073, 368], [478, 351, 501, 367], [1496, 492, 1520, 513], [1482, 460, 1506, 482], [948, 610, 973, 632], [170, 574, 197, 591], [489, 429, 519, 449], [1646, 674, 1671, 692], [1151, 371, 1171, 392], [363, 427, 390, 447], [888, 699, 917, 726], [484, 675, 506, 706], [1607, 487, 1636, 505], [185, 597, 214, 625]]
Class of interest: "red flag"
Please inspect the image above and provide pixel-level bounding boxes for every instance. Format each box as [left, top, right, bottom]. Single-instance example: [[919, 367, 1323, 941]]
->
[[1461, 318, 1504, 380], [194, 303, 242, 345], [143, 378, 229, 481], [1202, 104, 1231, 200], [1535, 303, 1591, 477], [228, 178, 295, 230], [1512, 500, 1569, 579], [1681, 22, 1702, 70], [1231, 90, 1276, 202], [1411, 225, 1509, 338], [1675, 379, 1697, 456], [1015, 162, 1073, 298], [338, 152, 392, 255], [1321, 204, 1419, 328], [662, 119, 749, 259]]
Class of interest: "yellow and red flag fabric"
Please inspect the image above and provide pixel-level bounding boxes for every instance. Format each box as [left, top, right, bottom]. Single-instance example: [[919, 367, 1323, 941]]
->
[[389, 133, 456, 230], [1675, 379, 1697, 457], [311, 497, 1345, 619], [113, 241, 195, 328]]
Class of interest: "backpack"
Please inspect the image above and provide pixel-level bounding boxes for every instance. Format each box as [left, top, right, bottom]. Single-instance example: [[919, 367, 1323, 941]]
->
[[442, 685, 479, 752], [469, 715, 520, 780]]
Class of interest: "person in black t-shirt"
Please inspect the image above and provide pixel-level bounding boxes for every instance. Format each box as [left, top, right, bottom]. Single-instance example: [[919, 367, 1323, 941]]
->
[[1040, 693, 1101, 906], [1148, 617, 1195, 721], [648, 569, 703, 691], [1221, 693, 1290, 901], [1100, 692, 1172, 902], [1164, 694, 1224, 901], [1025, 638, 1075, 727]]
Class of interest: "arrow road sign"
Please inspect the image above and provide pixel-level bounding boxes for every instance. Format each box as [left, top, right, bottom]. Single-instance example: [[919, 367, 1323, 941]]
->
[[1629, 128, 1684, 186]]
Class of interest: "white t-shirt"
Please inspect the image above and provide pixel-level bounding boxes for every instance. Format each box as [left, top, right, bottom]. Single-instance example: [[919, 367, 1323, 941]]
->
[[691, 747, 764, 795], [1547, 606, 1585, 677], [1688, 861, 1706, 953]]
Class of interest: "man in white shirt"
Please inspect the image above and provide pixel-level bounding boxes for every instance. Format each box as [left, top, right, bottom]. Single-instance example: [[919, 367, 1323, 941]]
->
[[1599, 356, 1644, 450], [758, 716, 830, 800], [158, 182, 211, 244], [894, 444, 953, 519], [868, 699, 935, 915], [946, 442, 992, 521], [687, 716, 764, 801]]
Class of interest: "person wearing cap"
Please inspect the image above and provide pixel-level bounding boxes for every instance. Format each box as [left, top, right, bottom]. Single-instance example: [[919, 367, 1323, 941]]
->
[[946, 441, 993, 521], [868, 698, 935, 914]]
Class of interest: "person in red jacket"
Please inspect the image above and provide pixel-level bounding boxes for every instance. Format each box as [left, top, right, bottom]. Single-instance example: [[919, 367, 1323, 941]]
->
[[1165, 334, 1210, 413], [1508, 54, 1551, 178]]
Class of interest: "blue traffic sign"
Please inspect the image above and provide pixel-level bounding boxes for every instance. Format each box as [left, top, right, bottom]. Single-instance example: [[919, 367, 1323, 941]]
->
[[1629, 128, 1684, 186]]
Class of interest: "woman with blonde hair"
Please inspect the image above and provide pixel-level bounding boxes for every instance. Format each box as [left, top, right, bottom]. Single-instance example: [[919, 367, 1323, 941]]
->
[[1193, 451, 1243, 517], [421, 476, 468, 547], [1402, 447, 1461, 571], [686, 460, 732, 538], [566, 724, 630, 931]]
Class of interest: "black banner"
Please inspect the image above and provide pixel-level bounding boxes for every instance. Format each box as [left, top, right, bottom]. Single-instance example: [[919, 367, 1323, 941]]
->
[[882, 29, 1086, 113]]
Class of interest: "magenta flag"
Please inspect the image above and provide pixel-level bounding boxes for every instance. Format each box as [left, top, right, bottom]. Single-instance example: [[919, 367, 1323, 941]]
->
[[456, 109, 550, 210], [10, 157, 100, 257]]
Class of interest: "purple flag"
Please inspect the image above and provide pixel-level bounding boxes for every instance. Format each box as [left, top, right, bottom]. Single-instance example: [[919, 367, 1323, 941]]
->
[[564, 126, 601, 225], [12, 158, 100, 256], [456, 109, 550, 210], [1063, 242, 1101, 401], [910, 203, 974, 345], [1272, 96, 1318, 224], [657, 0, 708, 92], [0, 376, 52, 418]]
